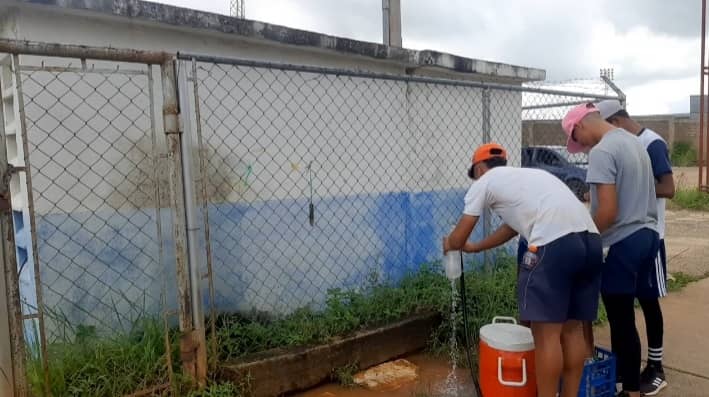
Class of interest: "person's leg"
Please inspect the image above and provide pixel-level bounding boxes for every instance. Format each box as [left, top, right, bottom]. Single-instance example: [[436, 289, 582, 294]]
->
[[559, 320, 587, 397], [603, 293, 641, 397], [639, 297, 664, 368], [531, 322, 565, 397], [582, 321, 594, 357], [638, 235, 667, 395]]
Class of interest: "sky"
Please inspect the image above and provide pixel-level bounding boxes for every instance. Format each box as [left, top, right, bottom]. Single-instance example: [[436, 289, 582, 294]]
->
[[157, 0, 700, 116]]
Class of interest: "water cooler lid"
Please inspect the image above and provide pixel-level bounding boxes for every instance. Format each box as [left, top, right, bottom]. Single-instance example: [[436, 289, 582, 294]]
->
[[479, 323, 535, 352]]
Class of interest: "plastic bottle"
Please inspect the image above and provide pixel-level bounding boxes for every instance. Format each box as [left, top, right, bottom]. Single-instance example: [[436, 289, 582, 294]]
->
[[445, 226, 462, 280]]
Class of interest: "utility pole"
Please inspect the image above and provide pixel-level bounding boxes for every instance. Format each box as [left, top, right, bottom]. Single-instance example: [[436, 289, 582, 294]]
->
[[382, 0, 402, 47], [230, 0, 245, 19]]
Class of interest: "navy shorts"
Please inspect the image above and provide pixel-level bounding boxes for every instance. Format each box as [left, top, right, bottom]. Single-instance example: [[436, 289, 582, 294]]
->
[[602, 228, 660, 299], [517, 231, 602, 323]]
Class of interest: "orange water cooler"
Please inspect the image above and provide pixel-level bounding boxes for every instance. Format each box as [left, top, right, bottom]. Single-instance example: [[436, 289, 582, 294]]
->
[[479, 316, 536, 397]]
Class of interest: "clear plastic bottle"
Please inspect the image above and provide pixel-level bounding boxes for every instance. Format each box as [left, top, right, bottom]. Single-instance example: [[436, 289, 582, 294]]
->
[[445, 249, 462, 280], [445, 225, 462, 280]]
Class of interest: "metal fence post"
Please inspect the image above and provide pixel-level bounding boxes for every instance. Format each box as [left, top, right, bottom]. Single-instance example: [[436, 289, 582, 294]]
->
[[481, 87, 492, 269], [13, 54, 50, 397], [0, 72, 27, 397], [176, 59, 208, 383], [160, 58, 206, 385]]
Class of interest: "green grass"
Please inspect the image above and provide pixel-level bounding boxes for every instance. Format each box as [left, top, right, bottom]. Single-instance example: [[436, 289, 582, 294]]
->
[[211, 257, 519, 362], [186, 380, 251, 397], [671, 142, 698, 167], [667, 271, 709, 292], [26, 319, 176, 397], [24, 256, 527, 396], [672, 189, 709, 211], [331, 362, 359, 387]]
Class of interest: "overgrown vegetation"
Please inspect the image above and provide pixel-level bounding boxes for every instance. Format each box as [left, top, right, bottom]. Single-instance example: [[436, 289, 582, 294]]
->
[[26, 255, 625, 396], [211, 258, 519, 362], [671, 142, 698, 167], [671, 189, 709, 211], [26, 319, 175, 397]]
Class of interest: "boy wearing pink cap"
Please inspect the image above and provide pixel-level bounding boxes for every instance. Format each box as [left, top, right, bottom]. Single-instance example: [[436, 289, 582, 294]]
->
[[562, 103, 659, 397]]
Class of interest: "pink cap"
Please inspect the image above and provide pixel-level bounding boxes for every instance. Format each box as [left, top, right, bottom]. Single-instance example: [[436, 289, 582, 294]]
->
[[561, 103, 599, 154]]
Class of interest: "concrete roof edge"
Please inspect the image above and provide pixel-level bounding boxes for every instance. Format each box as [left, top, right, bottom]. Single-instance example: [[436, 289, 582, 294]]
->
[[11, 0, 546, 82]]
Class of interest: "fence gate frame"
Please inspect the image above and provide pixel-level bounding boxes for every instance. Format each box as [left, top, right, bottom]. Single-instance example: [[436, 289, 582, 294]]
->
[[0, 39, 209, 395]]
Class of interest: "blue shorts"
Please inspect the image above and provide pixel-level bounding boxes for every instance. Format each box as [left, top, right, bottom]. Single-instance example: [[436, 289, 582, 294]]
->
[[602, 228, 660, 299], [517, 231, 602, 323]]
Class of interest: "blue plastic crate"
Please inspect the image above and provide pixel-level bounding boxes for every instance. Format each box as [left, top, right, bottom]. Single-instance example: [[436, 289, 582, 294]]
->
[[578, 347, 616, 397]]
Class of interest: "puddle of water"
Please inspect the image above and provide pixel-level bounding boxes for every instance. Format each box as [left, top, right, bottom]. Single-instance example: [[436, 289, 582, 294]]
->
[[296, 281, 476, 397], [294, 353, 476, 397]]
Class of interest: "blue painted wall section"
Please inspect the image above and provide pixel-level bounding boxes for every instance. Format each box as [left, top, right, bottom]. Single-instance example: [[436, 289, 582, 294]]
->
[[30, 187, 494, 335]]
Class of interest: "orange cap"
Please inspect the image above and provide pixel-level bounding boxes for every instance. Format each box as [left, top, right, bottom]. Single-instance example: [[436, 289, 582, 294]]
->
[[472, 143, 507, 165]]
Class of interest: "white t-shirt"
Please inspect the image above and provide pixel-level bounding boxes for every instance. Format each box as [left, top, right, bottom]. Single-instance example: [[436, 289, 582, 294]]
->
[[463, 166, 599, 247]]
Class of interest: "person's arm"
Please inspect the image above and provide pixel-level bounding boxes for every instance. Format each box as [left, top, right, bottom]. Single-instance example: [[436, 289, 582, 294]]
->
[[444, 214, 479, 253], [586, 148, 617, 232], [463, 224, 518, 253], [655, 173, 675, 199], [593, 183, 618, 233], [646, 140, 675, 199], [444, 178, 489, 253]]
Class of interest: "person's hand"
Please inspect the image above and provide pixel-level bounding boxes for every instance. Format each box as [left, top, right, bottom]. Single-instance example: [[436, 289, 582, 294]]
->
[[583, 191, 590, 202]]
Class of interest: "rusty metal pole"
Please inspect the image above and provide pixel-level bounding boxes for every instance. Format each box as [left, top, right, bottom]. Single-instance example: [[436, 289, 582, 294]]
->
[[700, 0, 706, 190], [190, 58, 218, 373], [160, 59, 203, 385], [176, 59, 208, 384], [0, 73, 27, 397], [13, 54, 50, 397]]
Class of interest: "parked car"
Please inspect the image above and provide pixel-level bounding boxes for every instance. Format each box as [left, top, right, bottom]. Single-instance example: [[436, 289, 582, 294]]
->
[[521, 146, 589, 201]]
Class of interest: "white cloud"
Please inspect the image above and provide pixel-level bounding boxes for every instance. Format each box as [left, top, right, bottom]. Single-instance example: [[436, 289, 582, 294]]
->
[[150, 0, 700, 115], [624, 77, 697, 115]]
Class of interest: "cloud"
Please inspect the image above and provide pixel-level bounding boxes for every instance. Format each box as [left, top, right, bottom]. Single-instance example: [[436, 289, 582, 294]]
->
[[152, 0, 700, 115]]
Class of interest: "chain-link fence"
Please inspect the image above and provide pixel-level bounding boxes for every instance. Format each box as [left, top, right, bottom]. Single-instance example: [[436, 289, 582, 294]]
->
[[1, 40, 623, 395], [1, 50, 178, 396], [183, 56, 619, 323]]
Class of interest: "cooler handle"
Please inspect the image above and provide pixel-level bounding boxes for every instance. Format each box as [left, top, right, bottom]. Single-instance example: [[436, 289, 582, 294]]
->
[[492, 316, 518, 325], [497, 357, 527, 387]]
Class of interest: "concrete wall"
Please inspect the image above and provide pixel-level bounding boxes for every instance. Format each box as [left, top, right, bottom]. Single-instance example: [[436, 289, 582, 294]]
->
[[0, 4, 528, 334], [523, 115, 703, 154]]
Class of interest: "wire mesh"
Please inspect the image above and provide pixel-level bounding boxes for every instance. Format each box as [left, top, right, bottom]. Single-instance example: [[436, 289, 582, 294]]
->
[[2, 47, 622, 394], [189, 59, 618, 325], [6, 57, 177, 396], [18, 63, 167, 338]]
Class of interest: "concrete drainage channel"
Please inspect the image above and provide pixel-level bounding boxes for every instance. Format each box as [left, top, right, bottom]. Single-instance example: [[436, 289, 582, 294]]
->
[[218, 312, 441, 397]]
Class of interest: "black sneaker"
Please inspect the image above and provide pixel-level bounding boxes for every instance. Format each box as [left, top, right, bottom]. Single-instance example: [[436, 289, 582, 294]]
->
[[640, 365, 668, 396]]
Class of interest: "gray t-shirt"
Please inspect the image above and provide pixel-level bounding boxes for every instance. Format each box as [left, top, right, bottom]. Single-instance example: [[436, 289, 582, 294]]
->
[[587, 129, 658, 247]]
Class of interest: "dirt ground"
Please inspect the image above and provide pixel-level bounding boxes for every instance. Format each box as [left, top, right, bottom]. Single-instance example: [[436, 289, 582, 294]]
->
[[664, 208, 709, 277], [663, 167, 709, 277], [673, 166, 699, 190]]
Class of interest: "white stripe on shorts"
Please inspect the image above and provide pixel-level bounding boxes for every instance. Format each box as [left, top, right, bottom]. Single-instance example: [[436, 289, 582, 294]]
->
[[656, 250, 667, 297]]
